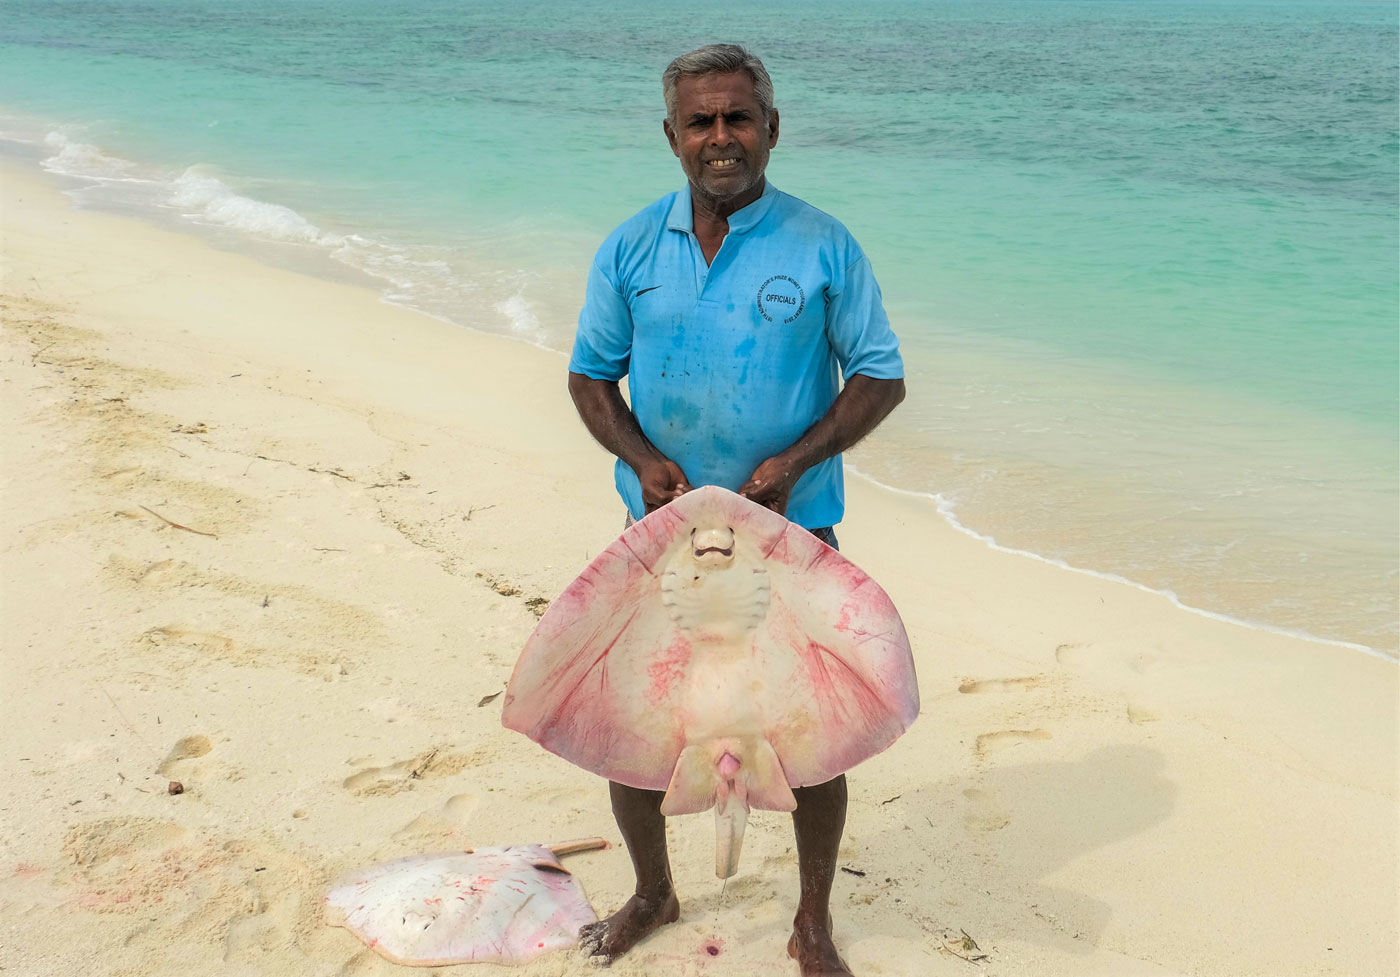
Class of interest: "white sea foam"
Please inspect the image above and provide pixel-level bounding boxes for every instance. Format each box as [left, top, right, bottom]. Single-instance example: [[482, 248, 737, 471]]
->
[[494, 291, 544, 341], [170, 168, 342, 246], [333, 235, 459, 295], [41, 131, 150, 184], [845, 464, 1394, 662]]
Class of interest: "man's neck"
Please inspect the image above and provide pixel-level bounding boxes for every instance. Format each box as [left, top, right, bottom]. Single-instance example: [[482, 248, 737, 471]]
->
[[689, 178, 766, 235]]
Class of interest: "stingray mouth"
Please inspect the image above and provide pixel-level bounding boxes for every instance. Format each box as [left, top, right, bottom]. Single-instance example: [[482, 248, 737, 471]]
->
[[690, 526, 736, 562]]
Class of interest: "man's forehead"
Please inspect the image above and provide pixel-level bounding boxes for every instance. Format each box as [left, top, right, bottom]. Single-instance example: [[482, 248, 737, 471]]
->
[[674, 71, 762, 113]]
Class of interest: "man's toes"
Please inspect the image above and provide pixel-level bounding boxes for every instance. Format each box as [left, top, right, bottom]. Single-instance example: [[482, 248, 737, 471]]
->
[[578, 921, 607, 955]]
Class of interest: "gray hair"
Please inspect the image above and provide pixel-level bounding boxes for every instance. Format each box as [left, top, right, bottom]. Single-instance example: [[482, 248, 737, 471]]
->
[[662, 44, 774, 123]]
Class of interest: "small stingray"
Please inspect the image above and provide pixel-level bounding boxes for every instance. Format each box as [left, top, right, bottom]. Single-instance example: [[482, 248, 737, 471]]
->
[[324, 838, 606, 965], [503, 486, 918, 878]]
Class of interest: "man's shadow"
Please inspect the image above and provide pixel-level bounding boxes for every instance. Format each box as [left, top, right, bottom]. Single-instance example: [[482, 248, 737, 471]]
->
[[860, 743, 1175, 954]]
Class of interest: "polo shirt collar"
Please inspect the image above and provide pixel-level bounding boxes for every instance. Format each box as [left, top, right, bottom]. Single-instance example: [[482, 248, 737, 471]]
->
[[666, 180, 779, 235]]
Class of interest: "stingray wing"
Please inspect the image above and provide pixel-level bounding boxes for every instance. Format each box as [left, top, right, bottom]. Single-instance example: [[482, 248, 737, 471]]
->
[[751, 526, 919, 786], [323, 845, 597, 965], [501, 500, 694, 790], [502, 487, 919, 796]]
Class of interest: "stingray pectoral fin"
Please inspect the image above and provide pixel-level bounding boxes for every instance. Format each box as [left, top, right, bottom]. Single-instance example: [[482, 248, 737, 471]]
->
[[659, 745, 719, 816], [714, 790, 749, 879], [740, 737, 797, 812]]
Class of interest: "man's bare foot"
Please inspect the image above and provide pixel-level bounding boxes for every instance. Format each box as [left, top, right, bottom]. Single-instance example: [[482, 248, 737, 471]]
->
[[578, 890, 681, 964], [787, 915, 853, 977]]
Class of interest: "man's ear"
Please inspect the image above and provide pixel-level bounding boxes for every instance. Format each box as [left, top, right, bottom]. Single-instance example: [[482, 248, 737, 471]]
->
[[767, 108, 780, 148], [663, 117, 680, 158]]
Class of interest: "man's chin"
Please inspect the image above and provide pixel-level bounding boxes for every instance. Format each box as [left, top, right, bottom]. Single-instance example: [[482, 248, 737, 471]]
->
[[691, 171, 763, 204]]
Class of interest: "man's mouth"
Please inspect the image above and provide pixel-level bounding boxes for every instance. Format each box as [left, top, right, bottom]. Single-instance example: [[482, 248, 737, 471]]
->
[[704, 158, 742, 170]]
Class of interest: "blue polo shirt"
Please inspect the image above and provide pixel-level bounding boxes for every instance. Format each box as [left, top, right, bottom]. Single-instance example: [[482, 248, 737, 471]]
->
[[569, 182, 902, 529]]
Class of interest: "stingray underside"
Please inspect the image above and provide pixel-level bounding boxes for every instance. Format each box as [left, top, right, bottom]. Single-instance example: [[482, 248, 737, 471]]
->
[[501, 487, 919, 872]]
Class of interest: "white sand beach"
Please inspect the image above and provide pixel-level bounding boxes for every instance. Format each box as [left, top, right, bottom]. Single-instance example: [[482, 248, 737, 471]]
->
[[2, 160, 1396, 977]]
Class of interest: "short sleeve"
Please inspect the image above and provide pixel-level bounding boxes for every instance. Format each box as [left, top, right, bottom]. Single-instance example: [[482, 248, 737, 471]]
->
[[825, 253, 903, 382], [569, 255, 633, 381]]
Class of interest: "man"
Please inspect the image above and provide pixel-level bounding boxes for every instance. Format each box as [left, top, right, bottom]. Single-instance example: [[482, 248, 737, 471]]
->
[[567, 44, 905, 977]]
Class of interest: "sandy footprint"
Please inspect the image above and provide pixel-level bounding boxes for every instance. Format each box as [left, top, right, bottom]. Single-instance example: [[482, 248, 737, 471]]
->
[[390, 792, 482, 845], [139, 625, 236, 658], [974, 729, 1052, 758], [962, 787, 1012, 832], [1126, 703, 1163, 724], [958, 676, 1044, 694], [522, 784, 595, 810], [1054, 642, 1088, 665], [155, 733, 242, 791], [157, 734, 212, 775], [341, 748, 477, 797]]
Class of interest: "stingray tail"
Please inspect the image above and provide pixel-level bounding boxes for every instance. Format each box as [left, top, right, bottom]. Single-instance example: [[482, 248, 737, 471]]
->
[[660, 739, 796, 879], [713, 786, 748, 879]]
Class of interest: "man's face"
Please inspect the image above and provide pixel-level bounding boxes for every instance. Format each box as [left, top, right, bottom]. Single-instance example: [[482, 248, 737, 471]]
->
[[664, 71, 779, 208]]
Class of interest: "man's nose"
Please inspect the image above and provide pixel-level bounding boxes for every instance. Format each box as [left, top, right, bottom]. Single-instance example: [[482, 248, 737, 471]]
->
[[708, 119, 732, 145]]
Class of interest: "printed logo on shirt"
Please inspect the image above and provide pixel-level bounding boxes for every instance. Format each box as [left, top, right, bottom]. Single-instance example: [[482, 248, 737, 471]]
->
[[756, 275, 806, 324]]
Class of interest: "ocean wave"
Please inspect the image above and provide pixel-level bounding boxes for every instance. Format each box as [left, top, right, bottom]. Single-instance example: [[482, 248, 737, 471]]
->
[[170, 168, 343, 247], [494, 291, 544, 341], [41, 131, 150, 184]]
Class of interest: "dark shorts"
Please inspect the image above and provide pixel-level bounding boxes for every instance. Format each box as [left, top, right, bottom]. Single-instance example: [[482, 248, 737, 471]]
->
[[624, 512, 839, 551]]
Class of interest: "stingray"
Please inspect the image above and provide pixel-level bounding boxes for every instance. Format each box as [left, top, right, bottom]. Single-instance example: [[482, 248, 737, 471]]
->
[[324, 838, 605, 966], [502, 485, 919, 878]]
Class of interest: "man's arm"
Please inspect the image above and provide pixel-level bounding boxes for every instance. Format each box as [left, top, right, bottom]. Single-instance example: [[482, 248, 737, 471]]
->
[[738, 374, 905, 515], [568, 372, 692, 513]]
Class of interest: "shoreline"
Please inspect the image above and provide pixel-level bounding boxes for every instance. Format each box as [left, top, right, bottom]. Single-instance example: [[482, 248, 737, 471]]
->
[[3, 155, 1396, 977], [5, 124, 1393, 656], [848, 467, 1391, 662]]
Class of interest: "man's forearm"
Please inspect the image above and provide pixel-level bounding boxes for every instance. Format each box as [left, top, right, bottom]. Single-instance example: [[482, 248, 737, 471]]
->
[[779, 374, 906, 473], [737, 374, 905, 514], [567, 372, 664, 471], [569, 371, 691, 512]]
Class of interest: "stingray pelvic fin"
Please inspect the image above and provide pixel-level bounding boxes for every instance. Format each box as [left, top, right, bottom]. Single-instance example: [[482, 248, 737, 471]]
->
[[658, 739, 797, 878]]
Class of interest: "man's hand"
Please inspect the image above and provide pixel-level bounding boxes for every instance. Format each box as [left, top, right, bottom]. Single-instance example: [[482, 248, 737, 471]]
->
[[640, 458, 692, 513], [739, 453, 799, 516]]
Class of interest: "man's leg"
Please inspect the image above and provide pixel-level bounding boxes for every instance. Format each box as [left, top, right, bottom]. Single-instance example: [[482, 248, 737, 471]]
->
[[579, 781, 681, 961], [788, 774, 854, 977]]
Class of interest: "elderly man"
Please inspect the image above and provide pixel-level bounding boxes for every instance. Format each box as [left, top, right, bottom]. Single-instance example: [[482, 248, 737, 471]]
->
[[567, 44, 905, 977]]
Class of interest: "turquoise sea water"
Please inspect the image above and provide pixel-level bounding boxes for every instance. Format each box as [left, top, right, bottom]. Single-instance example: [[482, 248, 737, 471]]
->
[[2, 0, 1396, 653]]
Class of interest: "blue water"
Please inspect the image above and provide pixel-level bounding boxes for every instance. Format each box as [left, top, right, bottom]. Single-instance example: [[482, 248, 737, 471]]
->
[[2, 0, 1395, 652]]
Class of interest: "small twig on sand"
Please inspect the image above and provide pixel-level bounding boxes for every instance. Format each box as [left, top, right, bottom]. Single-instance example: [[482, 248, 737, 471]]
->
[[96, 684, 151, 750], [31, 341, 56, 365], [313, 547, 346, 553], [941, 929, 988, 964], [138, 505, 217, 538], [880, 794, 902, 805], [408, 749, 440, 780], [465, 504, 496, 521], [308, 467, 353, 481], [477, 691, 502, 707]]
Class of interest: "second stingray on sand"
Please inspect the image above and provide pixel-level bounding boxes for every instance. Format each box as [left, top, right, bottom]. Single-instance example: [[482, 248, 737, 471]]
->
[[502, 486, 920, 878]]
